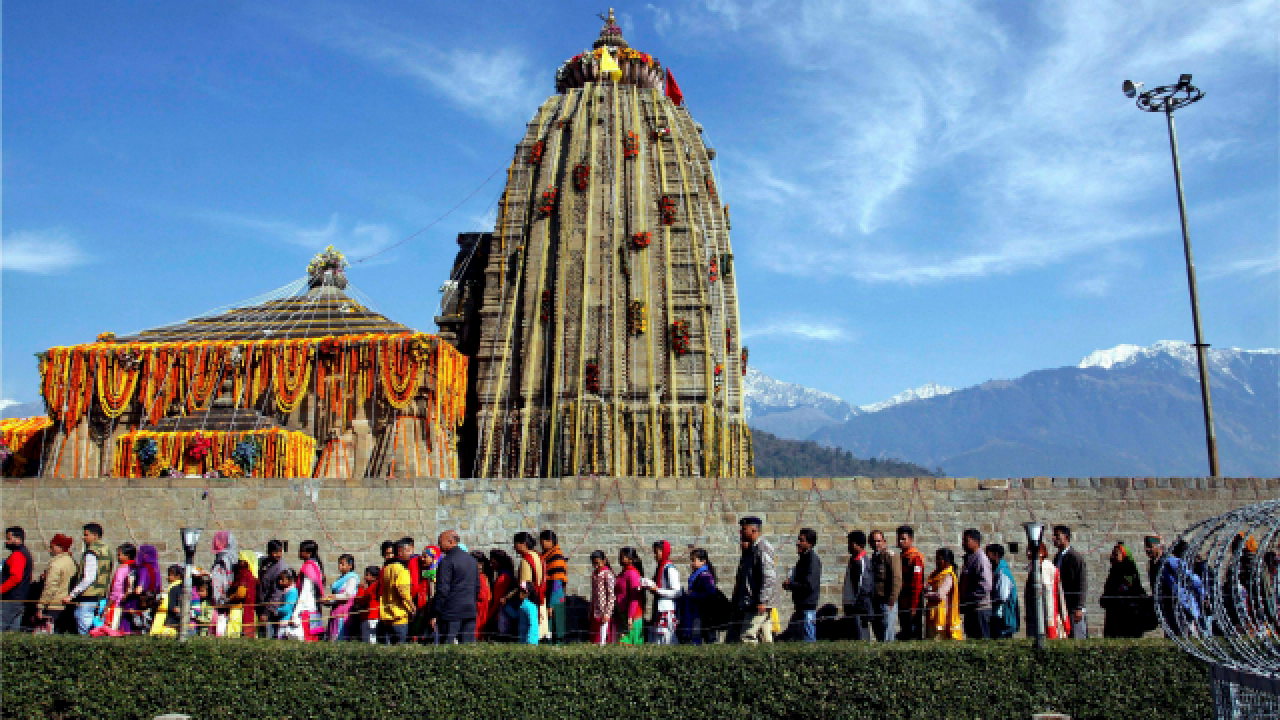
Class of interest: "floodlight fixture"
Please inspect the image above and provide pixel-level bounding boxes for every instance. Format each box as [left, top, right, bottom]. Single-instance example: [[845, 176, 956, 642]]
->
[[1123, 80, 1143, 99]]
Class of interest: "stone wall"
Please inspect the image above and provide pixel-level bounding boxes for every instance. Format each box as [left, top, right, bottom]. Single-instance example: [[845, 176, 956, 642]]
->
[[3, 476, 1275, 636]]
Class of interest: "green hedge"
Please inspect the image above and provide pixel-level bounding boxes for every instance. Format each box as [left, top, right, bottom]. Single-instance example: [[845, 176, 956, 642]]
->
[[2, 636, 1207, 720]]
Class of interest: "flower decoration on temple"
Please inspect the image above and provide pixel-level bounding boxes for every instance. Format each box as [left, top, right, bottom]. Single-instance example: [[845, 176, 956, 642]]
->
[[631, 231, 652, 249], [671, 319, 691, 356], [306, 245, 348, 278], [628, 300, 647, 335], [652, 127, 671, 141], [135, 437, 158, 469], [96, 332, 116, 343], [215, 459, 244, 479], [725, 328, 733, 351], [232, 438, 263, 474], [573, 163, 591, 192], [704, 174, 716, 197], [659, 196, 677, 225], [538, 187, 558, 217], [541, 290, 552, 324], [714, 362, 724, 376], [624, 132, 639, 159], [409, 335, 434, 363], [528, 140, 546, 165], [740, 346, 749, 375], [709, 256, 719, 284], [0, 441, 11, 474], [317, 337, 341, 360], [585, 359, 601, 394], [187, 432, 214, 461]]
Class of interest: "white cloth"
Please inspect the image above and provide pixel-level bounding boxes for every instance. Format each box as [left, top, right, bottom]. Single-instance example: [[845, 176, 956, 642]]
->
[[69, 551, 98, 598], [652, 564, 682, 614]]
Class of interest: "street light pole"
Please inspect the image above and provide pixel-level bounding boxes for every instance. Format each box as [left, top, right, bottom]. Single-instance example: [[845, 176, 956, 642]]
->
[[179, 527, 202, 643], [1125, 75, 1220, 478]]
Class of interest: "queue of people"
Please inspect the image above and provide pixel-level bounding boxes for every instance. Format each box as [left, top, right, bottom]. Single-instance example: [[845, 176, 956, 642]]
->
[[3, 518, 1270, 644]]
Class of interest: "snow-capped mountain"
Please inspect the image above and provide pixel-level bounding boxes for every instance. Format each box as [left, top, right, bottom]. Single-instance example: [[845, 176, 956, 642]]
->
[[811, 341, 1279, 478], [858, 383, 956, 414], [742, 368, 857, 440]]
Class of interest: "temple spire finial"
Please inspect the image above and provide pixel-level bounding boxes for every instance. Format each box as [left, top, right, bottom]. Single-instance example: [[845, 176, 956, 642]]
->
[[593, 7, 628, 49]]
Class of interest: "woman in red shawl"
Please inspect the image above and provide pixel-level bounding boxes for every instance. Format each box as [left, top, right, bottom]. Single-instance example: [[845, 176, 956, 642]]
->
[[471, 551, 492, 641], [226, 550, 258, 638]]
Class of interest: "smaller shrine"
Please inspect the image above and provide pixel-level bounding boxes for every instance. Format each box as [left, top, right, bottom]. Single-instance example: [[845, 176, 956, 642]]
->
[[27, 247, 466, 479]]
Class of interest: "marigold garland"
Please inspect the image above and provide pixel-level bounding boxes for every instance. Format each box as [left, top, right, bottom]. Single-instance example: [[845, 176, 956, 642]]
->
[[0, 417, 53, 456], [113, 428, 316, 479]]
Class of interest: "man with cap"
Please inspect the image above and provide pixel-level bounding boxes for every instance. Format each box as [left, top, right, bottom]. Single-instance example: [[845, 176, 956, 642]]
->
[[36, 534, 78, 633], [1, 526, 33, 632], [731, 516, 778, 643]]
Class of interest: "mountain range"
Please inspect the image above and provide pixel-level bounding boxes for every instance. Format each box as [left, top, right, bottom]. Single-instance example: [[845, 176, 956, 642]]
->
[[748, 341, 1279, 478]]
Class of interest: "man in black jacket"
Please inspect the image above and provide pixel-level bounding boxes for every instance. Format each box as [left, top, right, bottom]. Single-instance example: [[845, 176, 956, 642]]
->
[[782, 527, 821, 642], [841, 530, 873, 640], [431, 530, 478, 644], [1053, 525, 1088, 638]]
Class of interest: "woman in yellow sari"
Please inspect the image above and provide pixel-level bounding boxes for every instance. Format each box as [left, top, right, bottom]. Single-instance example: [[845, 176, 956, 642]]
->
[[925, 547, 962, 640], [224, 550, 259, 638]]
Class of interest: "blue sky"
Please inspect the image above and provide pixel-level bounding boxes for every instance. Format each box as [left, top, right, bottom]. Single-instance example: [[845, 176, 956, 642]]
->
[[4, 0, 1277, 410]]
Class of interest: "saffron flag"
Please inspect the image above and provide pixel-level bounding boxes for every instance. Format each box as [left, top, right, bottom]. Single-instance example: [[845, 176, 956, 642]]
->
[[665, 68, 684, 106], [600, 49, 622, 82]]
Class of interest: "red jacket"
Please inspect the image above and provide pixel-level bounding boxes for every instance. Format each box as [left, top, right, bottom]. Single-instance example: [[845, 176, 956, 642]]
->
[[899, 547, 926, 612]]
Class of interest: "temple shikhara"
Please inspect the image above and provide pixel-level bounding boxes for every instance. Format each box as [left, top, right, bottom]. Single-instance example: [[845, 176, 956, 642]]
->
[[440, 10, 753, 478], [4, 11, 752, 479]]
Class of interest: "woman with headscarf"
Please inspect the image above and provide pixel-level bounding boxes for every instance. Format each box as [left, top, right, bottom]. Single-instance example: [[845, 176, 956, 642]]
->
[[1026, 542, 1070, 639], [1101, 541, 1148, 638], [225, 550, 258, 637], [471, 551, 493, 642], [924, 547, 962, 640], [209, 531, 238, 636], [130, 544, 163, 633], [643, 540, 682, 645]]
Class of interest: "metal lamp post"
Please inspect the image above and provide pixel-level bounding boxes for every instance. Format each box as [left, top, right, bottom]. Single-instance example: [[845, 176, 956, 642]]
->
[[179, 527, 202, 642], [1123, 74, 1220, 478], [1023, 520, 1046, 650]]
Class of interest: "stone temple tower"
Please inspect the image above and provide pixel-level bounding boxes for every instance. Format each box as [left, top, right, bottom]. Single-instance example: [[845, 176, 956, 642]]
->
[[439, 11, 753, 478]]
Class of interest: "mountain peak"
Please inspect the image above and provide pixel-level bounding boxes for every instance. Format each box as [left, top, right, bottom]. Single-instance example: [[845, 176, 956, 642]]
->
[[858, 382, 956, 414], [1077, 340, 1278, 370]]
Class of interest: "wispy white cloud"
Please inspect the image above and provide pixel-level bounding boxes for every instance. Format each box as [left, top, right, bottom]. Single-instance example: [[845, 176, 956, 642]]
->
[[276, 7, 543, 127], [662, 0, 1276, 285], [200, 211, 399, 261], [1204, 253, 1280, 281], [2, 229, 88, 274], [744, 320, 849, 341]]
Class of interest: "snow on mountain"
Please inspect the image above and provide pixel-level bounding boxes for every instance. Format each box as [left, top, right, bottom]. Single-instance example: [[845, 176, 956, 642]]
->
[[858, 382, 956, 414], [742, 367, 852, 421], [1078, 340, 1277, 371]]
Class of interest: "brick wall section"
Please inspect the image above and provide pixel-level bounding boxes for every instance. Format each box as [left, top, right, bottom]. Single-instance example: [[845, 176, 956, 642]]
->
[[3, 476, 1275, 636]]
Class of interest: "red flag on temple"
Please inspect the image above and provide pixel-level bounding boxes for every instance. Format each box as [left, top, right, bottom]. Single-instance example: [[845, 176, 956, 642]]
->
[[665, 68, 684, 106]]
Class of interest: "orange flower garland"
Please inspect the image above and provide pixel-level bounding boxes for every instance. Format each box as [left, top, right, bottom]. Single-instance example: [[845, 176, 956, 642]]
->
[[378, 334, 422, 409], [273, 341, 312, 413], [184, 344, 227, 414], [96, 348, 142, 418], [112, 428, 315, 478]]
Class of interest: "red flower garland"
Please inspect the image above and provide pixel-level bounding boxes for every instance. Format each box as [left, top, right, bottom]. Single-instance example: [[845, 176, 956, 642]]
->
[[631, 231, 651, 249], [527, 140, 545, 165], [709, 256, 719, 283], [671, 319, 691, 356], [573, 163, 590, 192], [741, 346, 749, 375], [659, 196, 676, 225], [623, 132, 639, 159], [585, 360, 601, 394], [187, 432, 213, 461], [538, 187, 558, 217]]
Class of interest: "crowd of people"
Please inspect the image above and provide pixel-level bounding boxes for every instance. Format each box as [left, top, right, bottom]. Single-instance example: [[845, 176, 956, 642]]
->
[[2, 516, 1272, 644]]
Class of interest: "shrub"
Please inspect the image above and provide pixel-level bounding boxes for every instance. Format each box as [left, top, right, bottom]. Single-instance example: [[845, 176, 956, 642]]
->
[[1, 636, 1207, 720]]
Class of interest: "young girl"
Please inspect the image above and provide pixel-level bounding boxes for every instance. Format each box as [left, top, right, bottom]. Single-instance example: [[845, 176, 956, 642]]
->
[[295, 540, 325, 641], [105, 543, 137, 634], [515, 582, 539, 645], [323, 553, 360, 641], [924, 547, 961, 640], [352, 565, 382, 643], [684, 548, 719, 645], [490, 549, 516, 641], [150, 565, 185, 637], [1026, 543, 1070, 639], [615, 547, 646, 645], [589, 550, 616, 645], [273, 570, 302, 640], [643, 540, 682, 645], [191, 575, 213, 636]]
